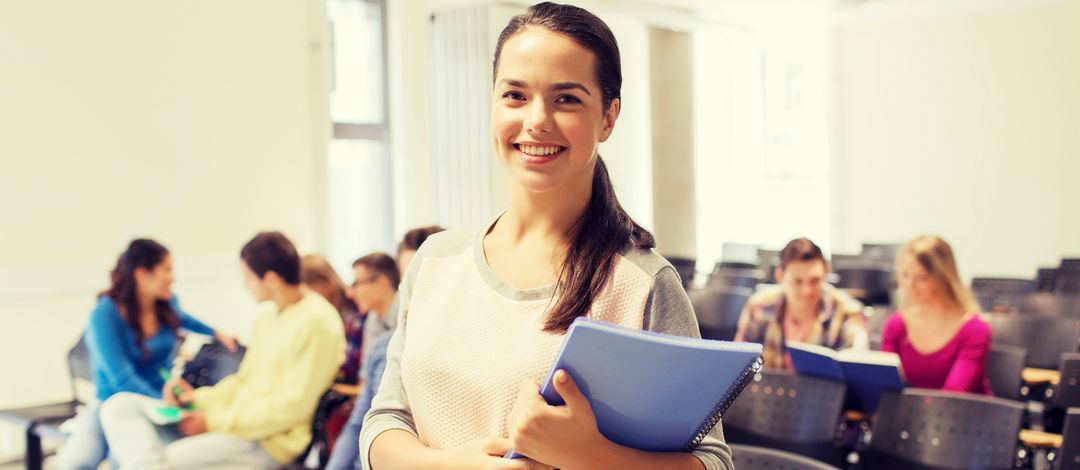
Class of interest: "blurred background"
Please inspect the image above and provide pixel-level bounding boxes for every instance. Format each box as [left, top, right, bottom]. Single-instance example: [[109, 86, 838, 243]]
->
[[1, 0, 1078, 463]]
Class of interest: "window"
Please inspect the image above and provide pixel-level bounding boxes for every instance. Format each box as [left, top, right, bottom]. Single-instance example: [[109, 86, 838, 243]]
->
[[326, 0, 391, 279]]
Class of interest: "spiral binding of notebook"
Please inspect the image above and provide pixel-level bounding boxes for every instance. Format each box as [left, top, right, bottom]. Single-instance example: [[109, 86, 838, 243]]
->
[[682, 355, 764, 451]]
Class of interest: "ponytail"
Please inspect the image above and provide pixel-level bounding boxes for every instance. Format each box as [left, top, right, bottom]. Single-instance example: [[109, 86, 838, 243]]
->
[[544, 157, 655, 332]]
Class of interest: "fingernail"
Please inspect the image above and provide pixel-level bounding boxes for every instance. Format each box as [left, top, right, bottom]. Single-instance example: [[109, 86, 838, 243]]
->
[[556, 370, 567, 383]]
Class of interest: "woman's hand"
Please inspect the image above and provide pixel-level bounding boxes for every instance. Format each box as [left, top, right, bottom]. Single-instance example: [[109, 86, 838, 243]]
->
[[506, 370, 608, 469], [214, 331, 240, 352], [434, 437, 551, 470]]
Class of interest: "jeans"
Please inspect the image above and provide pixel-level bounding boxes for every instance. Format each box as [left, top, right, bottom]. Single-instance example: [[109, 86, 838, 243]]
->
[[98, 392, 278, 470], [55, 402, 113, 470]]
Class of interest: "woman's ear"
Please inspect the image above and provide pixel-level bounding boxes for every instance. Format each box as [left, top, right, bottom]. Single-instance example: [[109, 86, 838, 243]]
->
[[598, 98, 620, 142], [133, 266, 150, 284]]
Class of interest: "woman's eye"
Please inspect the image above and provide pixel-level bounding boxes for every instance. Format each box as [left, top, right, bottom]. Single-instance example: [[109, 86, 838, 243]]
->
[[556, 95, 582, 104], [502, 91, 525, 101]]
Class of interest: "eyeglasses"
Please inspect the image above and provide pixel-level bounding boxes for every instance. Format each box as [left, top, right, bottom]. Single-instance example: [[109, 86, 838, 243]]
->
[[352, 276, 379, 288]]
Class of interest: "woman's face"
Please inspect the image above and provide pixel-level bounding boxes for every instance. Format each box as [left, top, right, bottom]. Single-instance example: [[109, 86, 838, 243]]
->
[[137, 254, 175, 301], [897, 253, 941, 307], [491, 27, 619, 195]]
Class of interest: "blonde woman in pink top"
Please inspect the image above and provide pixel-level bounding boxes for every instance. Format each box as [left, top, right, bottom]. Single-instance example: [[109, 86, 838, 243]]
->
[[881, 235, 992, 395], [360, 3, 733, 470]]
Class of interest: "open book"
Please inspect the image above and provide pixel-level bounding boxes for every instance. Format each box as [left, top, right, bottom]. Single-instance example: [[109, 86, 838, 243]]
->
[[786, 342, 905, 413], [506, 317, 763, 459], [143, 403, 184, 425]]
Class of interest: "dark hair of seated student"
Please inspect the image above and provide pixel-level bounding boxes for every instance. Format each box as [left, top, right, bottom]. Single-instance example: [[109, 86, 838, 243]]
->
[[241, 231, 302, 285], [353, 252, 402, 291], [103, 238, 181, 353]]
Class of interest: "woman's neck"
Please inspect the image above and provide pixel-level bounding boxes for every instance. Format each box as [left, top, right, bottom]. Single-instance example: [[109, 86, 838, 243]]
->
[[503, 168, 593, 245], [908, 298, 964, 319], [137, 292, 157, 317]]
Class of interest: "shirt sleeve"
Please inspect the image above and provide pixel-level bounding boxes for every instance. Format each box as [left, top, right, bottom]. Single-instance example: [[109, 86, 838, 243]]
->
[[172, 296, 216, 336], [941, 318, 992, 393], [644, 267, 735, 470], [879, 313, 903, 354], [86, 300, 160, 397]]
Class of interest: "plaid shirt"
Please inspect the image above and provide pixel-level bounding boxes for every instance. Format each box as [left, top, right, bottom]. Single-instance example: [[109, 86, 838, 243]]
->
[[735, 284, 868, 370]]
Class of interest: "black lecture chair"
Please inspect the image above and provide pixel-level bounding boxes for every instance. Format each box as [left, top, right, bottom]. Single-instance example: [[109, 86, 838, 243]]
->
[[1021, 292, 1080, 318], [0, 336, 91, 470], [707, 266, 761, 291], [1039, 268, 1060, 293], [757, 249, 780, 284], [663, 255, 696, 290], [1058, 259, 1080, 295], [986, 315, 1080, 370], [723, 370, 847, 465], [972, 278, 1039, 313], [986, 344, 1028, 401], [1052, 407, 1080, 470], [1044, 354, 1080, 434], [832, 262, 893, 306], [860, 243, 901, 263], [730, 443, 841, 470], [865, 305, 895, 350], [689, 285, 753, 342], [864, 389, 1024, 470]]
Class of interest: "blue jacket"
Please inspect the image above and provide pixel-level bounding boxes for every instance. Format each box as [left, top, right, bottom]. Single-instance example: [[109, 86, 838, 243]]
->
[[85, 295, 215, 401]]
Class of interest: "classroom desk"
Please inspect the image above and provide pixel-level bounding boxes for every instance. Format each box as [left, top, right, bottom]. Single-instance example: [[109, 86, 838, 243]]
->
[[1020, 429, 1063, 448], [1023, 367, 1061, 385]]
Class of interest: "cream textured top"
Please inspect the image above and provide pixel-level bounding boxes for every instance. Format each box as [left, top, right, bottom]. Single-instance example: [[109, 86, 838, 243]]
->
[[360, 220, 734, 470]]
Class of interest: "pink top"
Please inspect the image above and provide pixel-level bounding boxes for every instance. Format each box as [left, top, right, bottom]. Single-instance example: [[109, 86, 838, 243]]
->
[[881, 313, 993, 395]]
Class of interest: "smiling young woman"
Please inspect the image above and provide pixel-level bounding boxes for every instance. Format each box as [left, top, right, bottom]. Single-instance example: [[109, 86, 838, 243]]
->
[[359, 3, 734, 470]]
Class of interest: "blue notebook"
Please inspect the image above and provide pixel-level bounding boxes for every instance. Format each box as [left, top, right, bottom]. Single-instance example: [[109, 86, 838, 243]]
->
[[506, 317, 763, 460], [786, 342, 905, 413]]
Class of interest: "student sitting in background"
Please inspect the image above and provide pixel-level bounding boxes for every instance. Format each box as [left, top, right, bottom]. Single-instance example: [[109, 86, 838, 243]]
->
[[882, 235, 992, 395], [325, 225, 444, 470], [301, 254, 365, 385], [735, 237, 867, 370], [99, 232, 345, 469], [57, 239, 236, 470]]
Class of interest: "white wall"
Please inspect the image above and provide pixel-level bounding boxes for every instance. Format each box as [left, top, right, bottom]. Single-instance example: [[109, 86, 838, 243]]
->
[[0, 0, 328, 408], [830, 0, 1080, 278]]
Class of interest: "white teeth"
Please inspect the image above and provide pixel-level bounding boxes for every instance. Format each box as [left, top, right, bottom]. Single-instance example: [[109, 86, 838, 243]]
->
[[519, 144, 562, 156]]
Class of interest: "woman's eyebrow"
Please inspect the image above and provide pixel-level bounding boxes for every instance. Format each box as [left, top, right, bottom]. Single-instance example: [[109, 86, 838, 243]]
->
[[496, 78, 592, 96]]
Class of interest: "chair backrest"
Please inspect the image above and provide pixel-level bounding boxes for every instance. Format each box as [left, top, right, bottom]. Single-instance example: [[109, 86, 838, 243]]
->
[[870, 389, 1024, 470], [1039, 268, 1059, 292], [717, 261, 759, 271], [757, 249, 780, 283], [1058, 260, 1080, 294], [1056, 407, 1080, 470], [689, 286, 753, 342], [723, 370, 846, 444], [986, 344, 1027, 401], [972, 277, 1039, 296], [1052, 353, 1080, 410], [973, 278, 1040, 313], [707, 268, 761, 290], [68, 335, 94, 404], [986, 315, 1080, 369], [1020, 292, 1080, 318], [832, 263, 894, 305], [1060, 276, 1080, 296], [181, 342, 247, 387], [68, 335, 92, 382], [861, 243, 901, 263], [730, 443, 841, 470], [663, 255, 696, 290]]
